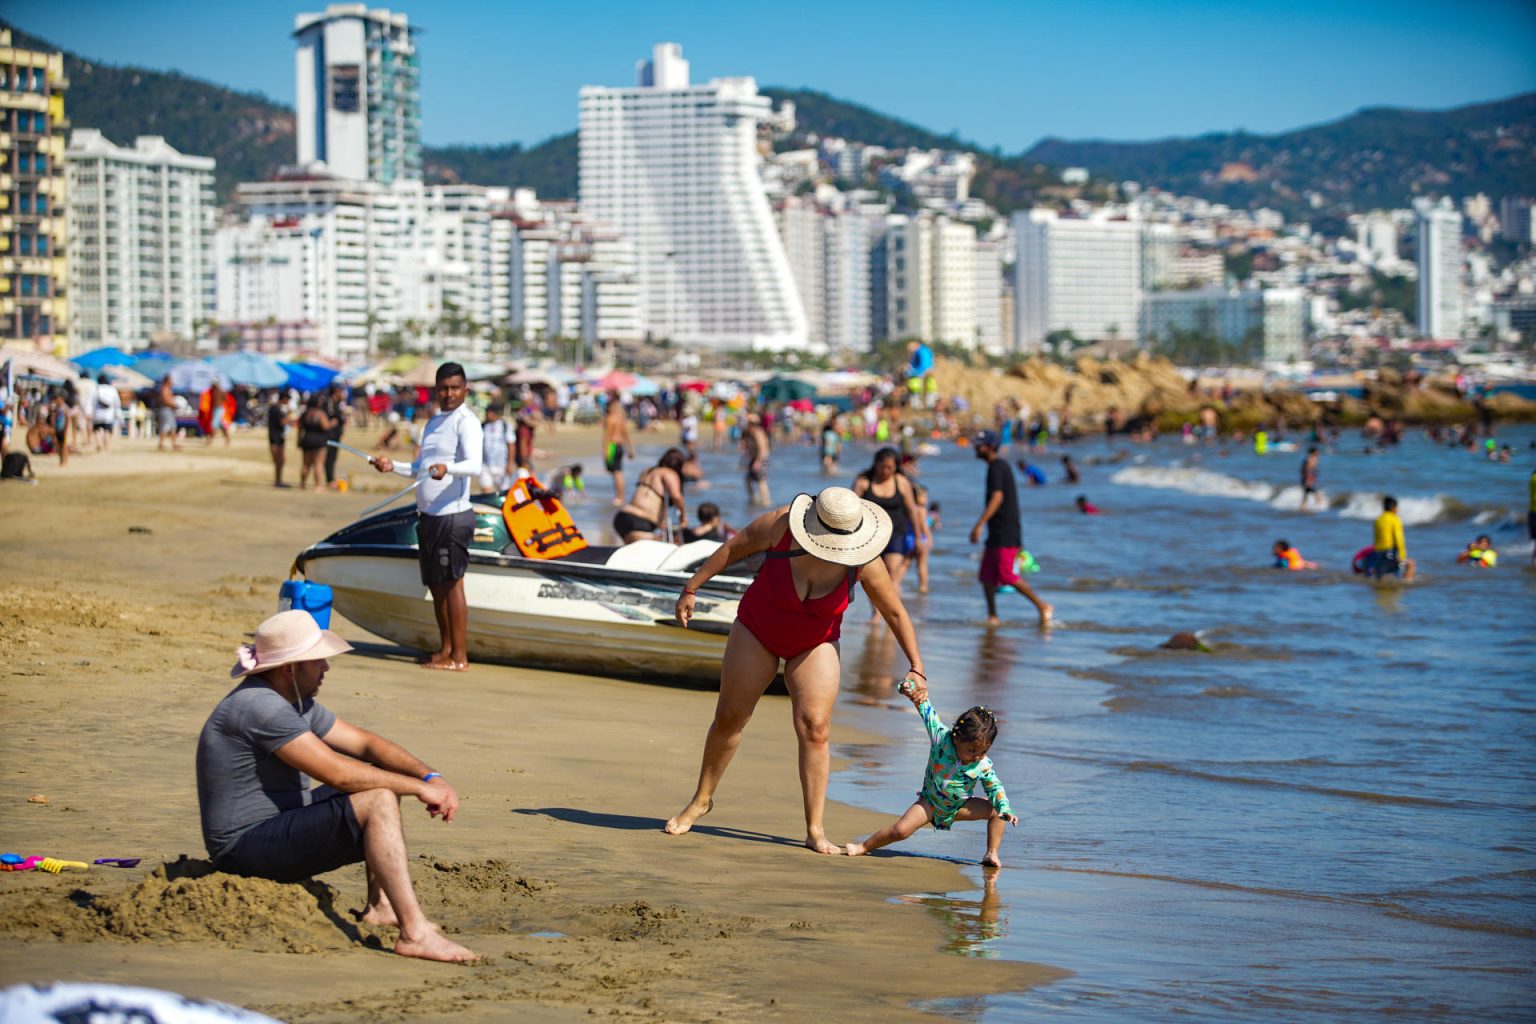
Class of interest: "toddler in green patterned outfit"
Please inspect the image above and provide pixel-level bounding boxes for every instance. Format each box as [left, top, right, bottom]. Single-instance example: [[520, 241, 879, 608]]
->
[[846, 676, 1019, 867]]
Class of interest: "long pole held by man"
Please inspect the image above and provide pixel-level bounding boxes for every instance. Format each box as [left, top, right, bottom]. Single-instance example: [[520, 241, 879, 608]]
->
[[371, 362, 483, 671]]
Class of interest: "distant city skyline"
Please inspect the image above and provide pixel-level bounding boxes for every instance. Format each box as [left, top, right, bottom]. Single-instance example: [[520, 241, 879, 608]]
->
[[7, 0, 1535, 153]]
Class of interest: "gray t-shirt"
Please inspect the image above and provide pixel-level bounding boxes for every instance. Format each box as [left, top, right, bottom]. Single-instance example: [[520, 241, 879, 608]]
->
[[195, 679, 337, 861]]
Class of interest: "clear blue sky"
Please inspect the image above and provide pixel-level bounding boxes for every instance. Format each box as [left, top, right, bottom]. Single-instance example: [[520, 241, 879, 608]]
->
[[9, 0, 1535, 150]]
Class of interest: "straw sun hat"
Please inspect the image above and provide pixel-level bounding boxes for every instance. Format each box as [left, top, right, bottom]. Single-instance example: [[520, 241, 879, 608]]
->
[[787, 487, 892, 566], [230, 609, 354, 679]]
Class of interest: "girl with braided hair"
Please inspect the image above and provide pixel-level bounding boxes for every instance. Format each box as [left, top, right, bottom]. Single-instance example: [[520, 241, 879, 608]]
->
[[846, 677, 1018, 867]]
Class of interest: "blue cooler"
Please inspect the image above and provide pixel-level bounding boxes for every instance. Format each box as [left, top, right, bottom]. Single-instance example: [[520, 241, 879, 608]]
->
[[278, 580, 334, 629]]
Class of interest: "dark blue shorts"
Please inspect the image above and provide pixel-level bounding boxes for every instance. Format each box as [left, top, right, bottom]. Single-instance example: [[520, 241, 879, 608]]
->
[[217, 786, 364, 883]]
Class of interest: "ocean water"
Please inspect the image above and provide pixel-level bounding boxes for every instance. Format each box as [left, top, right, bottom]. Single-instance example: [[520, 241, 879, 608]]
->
[[573, 424, 1536, 1022]]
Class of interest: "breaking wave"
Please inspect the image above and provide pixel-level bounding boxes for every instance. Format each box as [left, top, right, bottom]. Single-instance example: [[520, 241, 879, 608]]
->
[[1110, 465, 1490, 527]]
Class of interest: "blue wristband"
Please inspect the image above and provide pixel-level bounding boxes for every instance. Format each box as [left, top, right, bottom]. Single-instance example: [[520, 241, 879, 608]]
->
[[422, 772, 441, 782]]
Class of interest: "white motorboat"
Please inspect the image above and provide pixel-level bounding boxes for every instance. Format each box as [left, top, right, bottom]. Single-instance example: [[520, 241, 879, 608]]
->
[[295, 496, 746, 683]]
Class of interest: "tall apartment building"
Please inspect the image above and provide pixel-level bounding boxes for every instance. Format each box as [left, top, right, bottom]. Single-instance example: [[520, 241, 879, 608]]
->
[[1499, 196, 1534, 246], [1, 29, 68, 352], [885, 212, 982, 348], [1140, 286, 1306, 364], [506, 198, 641, 352], [294, 5, 421, 184], [1414, 197, 1464, 339], [777, 195, 887, 352], [578, 43, 807, 350], [65, 131, 216, 350], [217, 175, 405, 358], [973, 238, 1006, 354], [1014, 209, 1144, 350]]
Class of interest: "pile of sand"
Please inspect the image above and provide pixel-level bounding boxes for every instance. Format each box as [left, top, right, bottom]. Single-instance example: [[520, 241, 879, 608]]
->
[[0, 861, 367, 954]]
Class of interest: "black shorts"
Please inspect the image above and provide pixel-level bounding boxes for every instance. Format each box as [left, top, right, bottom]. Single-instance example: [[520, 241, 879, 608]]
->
[[604, 443, 624, 473], [1529, 511, 1536, 541], [417, 509, 474, 586], [613, 510, 658, 536], [216, 786, 363, 883]]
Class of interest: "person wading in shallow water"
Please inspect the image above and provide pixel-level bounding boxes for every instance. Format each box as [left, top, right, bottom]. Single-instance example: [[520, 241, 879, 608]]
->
[[196, 610, 477, 963], [665, 487, 927, 855], [371, 362, 483, 671]]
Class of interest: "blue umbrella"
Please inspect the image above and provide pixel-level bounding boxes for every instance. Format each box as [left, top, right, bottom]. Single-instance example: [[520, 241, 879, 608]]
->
[[131, 350, 178, 378], [72, 346, 139, 372], [209, 351, 287, 389], [278, 361, 341, 393]]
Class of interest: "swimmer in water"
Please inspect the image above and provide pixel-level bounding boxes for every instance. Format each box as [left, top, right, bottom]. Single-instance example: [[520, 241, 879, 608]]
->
[[1456, 535, 1497, 568], [1075, 495, 1101, 515], [1272, 539, 1316, 570]]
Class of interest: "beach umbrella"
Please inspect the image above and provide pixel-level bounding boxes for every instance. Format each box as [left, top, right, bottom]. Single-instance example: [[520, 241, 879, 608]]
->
[[402, 360, 442, 388], [99, 363, 155, 390], [458, 360, 508, 382], [595, 369, 638, 392], [1, 346, 80, 382], [168, 359, 230, 393], [71, 346, 139, 372], [380, 353, 422, 376], [678, 380, 710, 393], [627, 374, 661, 397], [209, 351, 287, 389], [758, 376, 817, 404], [502, 368, 562, 389], [278, 361, 340, 393], [130, 350, 179, 378]]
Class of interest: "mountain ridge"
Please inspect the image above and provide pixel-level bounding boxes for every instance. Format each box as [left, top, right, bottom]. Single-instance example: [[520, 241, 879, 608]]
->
[[8, 17, 1531, 215]]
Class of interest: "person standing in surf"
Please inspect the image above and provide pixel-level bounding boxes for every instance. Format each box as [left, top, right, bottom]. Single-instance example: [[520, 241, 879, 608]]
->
[[665, 487, 926, 855]]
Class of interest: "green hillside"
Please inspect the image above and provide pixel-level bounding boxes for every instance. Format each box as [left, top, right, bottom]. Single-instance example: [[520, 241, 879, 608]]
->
[[1025, 93, 1536, 213], [12, 15, 1530, 215]]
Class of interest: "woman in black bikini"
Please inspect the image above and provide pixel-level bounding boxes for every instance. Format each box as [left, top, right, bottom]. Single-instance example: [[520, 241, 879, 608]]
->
[[852, 446, 928, 589], [612, 447, 689, 543]]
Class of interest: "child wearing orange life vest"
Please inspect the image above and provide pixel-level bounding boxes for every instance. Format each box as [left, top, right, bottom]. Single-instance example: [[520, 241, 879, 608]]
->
[[1272, 539, 1316, 571]]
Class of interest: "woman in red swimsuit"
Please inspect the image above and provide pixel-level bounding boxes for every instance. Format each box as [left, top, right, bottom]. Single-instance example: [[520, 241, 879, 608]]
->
[[665, 487, 926, 855]]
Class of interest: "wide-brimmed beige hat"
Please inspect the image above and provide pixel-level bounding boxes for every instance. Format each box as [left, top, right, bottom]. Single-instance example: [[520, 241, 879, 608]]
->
[[231, 609, 354, 679], [787, 487, 892, 566]]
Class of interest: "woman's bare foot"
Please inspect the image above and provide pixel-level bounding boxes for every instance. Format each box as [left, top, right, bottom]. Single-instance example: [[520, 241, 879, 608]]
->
[[663, 798, 712, 835], [394, 924, 480, 963], [421, 659, 468, 672], [845, 841, 869, 857], [805, 833, 844, 856], [981, 852, 1002, 868]]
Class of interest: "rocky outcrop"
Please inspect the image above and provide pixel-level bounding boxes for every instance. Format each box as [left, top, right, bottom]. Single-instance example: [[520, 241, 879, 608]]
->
[[927, 356, 1536, 430]]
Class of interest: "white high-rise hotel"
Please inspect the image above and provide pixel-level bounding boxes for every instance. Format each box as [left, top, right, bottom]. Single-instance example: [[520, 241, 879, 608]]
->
[[1415, 197, 1465, 339], [1014, 209, 1145, 350], [66, 131, 216, 348], [294, 4, 421, 184], [579, 43, 807, 350]]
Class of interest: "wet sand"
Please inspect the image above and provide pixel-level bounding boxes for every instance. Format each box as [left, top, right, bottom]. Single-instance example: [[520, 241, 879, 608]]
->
[[0, 427, 1061, 1021]]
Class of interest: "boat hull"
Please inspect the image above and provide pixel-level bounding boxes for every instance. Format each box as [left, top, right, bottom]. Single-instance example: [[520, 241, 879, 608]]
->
[[298, 546, 739, 684]]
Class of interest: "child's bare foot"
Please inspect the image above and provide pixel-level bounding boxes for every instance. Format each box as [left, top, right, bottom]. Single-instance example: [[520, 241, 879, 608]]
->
[[395, 924, 479, 963], [845, 841, 869, 857], [663, 798, 712, 835], [981, 852, 1002, 868], [805, 833, 844, 856]]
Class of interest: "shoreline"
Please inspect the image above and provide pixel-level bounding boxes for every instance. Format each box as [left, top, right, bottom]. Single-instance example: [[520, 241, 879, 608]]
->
[[0, 428, 1066, 1020]]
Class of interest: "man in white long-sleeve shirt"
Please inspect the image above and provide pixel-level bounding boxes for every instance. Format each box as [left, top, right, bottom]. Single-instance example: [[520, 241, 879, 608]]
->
[[372, 363, 483, 671]]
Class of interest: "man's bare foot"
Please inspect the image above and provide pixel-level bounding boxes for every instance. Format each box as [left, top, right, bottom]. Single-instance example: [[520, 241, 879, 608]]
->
[[986, 615, 1001, 627], [358, 904, 400, 928], [394, 924, 479, 963], [845, 841, 869, 857], [1037, 604, 1054, 628], [421, 660, 468, 672], [981, 853, 1002, 868], [805, 834, 843, 856], [663, 798, 712, 835]]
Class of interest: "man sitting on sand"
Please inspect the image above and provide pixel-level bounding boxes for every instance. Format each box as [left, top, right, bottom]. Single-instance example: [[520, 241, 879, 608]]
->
[[196, 610, 477, 963]]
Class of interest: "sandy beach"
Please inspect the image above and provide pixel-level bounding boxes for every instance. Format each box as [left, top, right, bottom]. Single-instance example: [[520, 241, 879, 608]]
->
[[0, 426, 1061, 1021]]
